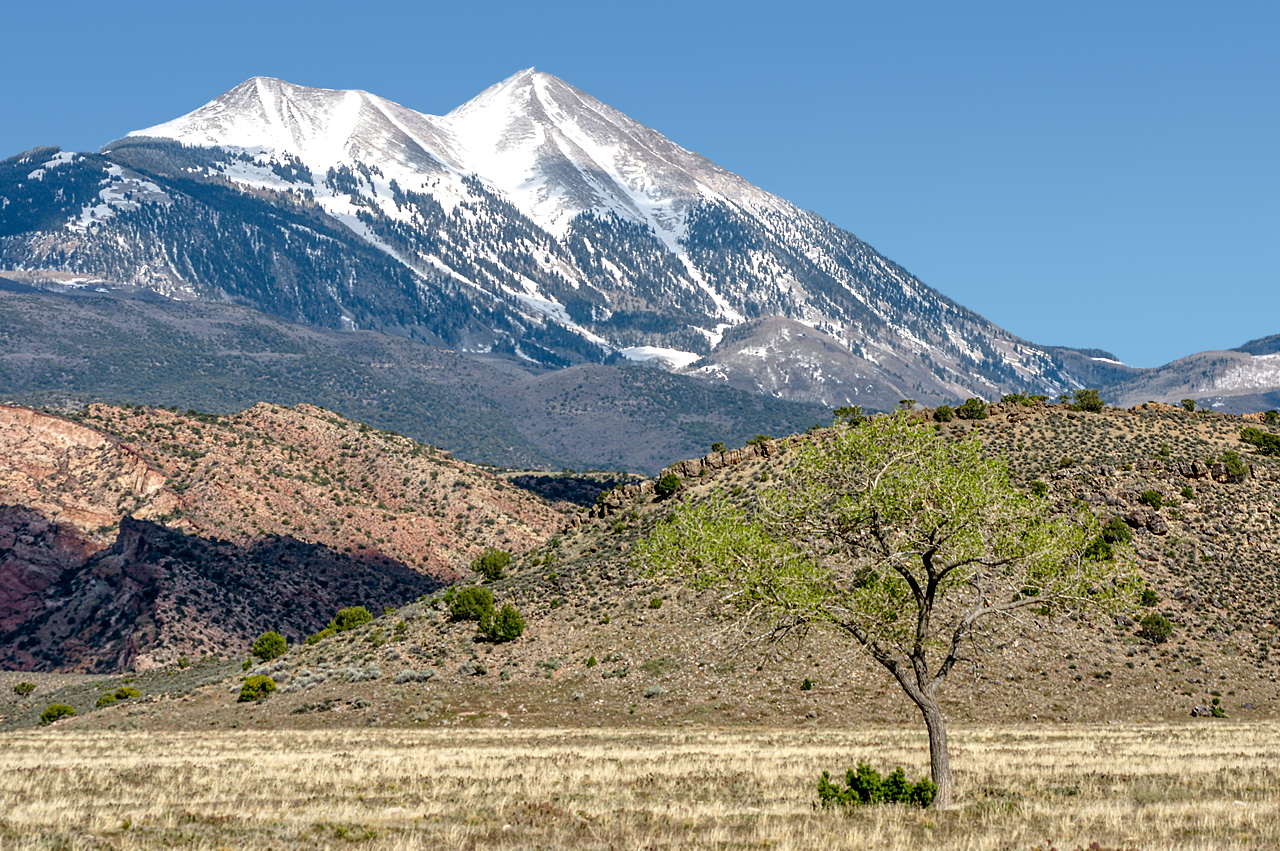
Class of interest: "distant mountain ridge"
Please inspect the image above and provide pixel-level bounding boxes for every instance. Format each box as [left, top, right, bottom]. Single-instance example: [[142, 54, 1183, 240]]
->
[[0, 70, 1275, 412]]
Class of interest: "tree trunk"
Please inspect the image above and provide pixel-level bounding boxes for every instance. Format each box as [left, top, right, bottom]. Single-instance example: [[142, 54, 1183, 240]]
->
[[918, 697, 953, 808]]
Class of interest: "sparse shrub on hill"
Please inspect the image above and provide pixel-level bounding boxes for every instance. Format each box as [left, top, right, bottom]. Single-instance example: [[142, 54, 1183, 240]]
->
[[252, 631, 288, 661], [1138, 490, 1163, 509], [1241, 426, 1280, 456], [933, 404, 953, 422], [817, 764, 936, 809], [1220, 450, 1249, 483], [834, 406, 865, 425], [1181, 399, 1197, 412], [238, 675, 277, 702], [1071, 388, 1105, 413], [1139, 612, 1173, 644], [12, 682, 35, 696], [39, 704, 76, 725], [955, 398, 987, 420], [1140, 588, 1160, 607], [654, 473, 680, 499], [483, 603, 525, 643], [472, 547, 512, 581], [1101, 516, 1133, 545], [449, 586, 496, 626], [331, 606, 373, 631], [1029, 480, 1048, 498], [96, 686, 141, 708]]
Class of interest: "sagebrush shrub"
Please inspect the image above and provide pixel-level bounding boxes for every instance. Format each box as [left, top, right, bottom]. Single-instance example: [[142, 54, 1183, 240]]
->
[[472, 547, 512, 581], [331, 606, 373, 631], [1139, 612, 1173, 643], [484, 603, 525, 643], [1138, 490, 1163, 509], [238, 675, 277, 702], [252, 631, 288, 661], [449, 587, 495, 624], [39, 704, 77, 725]]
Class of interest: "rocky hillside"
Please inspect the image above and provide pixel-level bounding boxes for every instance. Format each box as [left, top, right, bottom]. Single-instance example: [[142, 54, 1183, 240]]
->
[[10, 400, 1279, 730], [0, 402, 570, 672]]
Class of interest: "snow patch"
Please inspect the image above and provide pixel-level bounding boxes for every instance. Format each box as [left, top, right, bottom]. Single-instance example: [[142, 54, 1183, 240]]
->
[[619, 346, 702, 369]]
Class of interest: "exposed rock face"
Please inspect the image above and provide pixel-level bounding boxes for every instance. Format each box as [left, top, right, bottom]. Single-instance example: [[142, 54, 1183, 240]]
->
[[0, 405, 177, 541], [0, 515, 441, 672], [0, 506, 99, 633]]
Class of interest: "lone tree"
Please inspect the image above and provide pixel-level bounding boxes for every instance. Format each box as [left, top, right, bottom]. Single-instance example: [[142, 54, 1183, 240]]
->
[[635, 412, 1135, 808]]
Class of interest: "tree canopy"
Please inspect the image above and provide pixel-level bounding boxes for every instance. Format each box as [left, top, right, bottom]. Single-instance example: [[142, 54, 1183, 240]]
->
[[635, 412, 1136, 807]]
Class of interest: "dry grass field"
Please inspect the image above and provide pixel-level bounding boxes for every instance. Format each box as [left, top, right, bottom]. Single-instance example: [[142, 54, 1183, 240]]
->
[[0, 723, 1276, 850]]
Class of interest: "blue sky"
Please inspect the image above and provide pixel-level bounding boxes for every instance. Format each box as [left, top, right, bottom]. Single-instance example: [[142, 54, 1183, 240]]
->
[[3, 0, 1275, 368]]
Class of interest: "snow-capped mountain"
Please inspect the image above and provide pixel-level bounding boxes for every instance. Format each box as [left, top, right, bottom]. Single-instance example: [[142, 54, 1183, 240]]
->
[[0, 70, 1177, 407]]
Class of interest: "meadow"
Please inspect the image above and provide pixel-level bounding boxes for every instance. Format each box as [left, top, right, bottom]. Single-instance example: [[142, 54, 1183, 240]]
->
[[0, 722, 1275, 850]]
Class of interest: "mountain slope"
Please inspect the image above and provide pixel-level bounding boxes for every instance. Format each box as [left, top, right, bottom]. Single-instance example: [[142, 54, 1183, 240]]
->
[[2, 72, 1095, 408]]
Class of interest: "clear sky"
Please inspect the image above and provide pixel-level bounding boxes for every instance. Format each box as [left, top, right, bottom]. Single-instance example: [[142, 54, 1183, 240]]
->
[[3, 0, 1275, 368]]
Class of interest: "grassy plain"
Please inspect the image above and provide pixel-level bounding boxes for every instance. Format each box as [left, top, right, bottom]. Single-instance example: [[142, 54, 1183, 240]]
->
[[1, 723, 1275, 850]]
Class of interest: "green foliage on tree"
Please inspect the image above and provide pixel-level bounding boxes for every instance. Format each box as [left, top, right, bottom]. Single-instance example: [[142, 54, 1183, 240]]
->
[[834, 405, 865, 425], [1140, 588, 1160, 607], [472, 547, 513, 581], [238, 675, 277, 702], [1181, 399, 1197, 413], [1241, 426, 1280, 456], [1070, 388, 1105, 413], [654, 473, 681, 499], [746, 434, 773, 445], [634, 411, 1134, 808], [711, 442, 726, 453], [955, 397, 987, 420], [39, 704, 77, 725], [483, 603, 525, 643], [252, 631, 288, 662], [12, 682, 35, 696], [933, 405, 953, 423]]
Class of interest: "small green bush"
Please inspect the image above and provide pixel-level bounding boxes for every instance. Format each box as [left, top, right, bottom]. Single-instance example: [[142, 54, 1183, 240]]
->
[[800, 677, 813, 691], [1140, 588, 1159, 607], [13, 682, 35, 696], [585, 655, 598, 668], [305, 627, 335, 645], [1071, 388, 1105, 413], [238, 675, 277, 702], [484, 603, 525, 643], [1138, 490, 1163, 510], [654, 473, 680, 499], [933, 404, 953, 422], [955, 398, 987, 420], [1084, 536, 1114, 562], [1101, 516, 1133, 545], [1221, 450, 1248, 483], [1029, 480, 1048, 498], [252, 631, 288, 661], [96, 693, 117, 708], [450, 586, 496, 624], [648, 596, 664, 609], [1180, 399, 1196, 412], [711, 441, 726, 453], [1240, 427, 1280, 456], [834, 406, 866, 425], [39, 704, 77, 725], [472, 547, 512, 581], [746, 434, 773, 445], [818, 763, 936, 809], [331, 606, 374, 632], [1139, 612, 1173, 643], [1181, 485, 1194, 500]]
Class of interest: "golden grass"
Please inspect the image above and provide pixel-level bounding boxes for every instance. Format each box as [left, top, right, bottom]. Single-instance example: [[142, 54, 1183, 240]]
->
[[0, 723, 1276, 850]]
